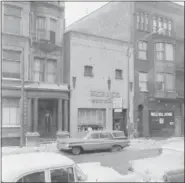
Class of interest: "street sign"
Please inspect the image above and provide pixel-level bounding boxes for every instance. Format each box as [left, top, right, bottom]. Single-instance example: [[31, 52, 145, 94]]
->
[[113, 98, 123, 109]]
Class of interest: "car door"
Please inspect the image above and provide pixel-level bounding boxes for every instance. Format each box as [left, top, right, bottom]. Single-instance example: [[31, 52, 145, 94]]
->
[[99, 132, 113, 149], [16, 171, 46, 182], [49, 166, 75, 183]]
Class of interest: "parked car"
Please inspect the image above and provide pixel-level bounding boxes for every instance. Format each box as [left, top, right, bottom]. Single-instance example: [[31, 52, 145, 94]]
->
[[2, 151, 141, 182], [57, 130, 130, 155], [128, 140, 184, 182]]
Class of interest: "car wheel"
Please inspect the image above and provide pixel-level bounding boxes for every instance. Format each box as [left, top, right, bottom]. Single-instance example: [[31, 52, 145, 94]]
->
[[111, 145, 122, 152], [72, 146, 82, 155]]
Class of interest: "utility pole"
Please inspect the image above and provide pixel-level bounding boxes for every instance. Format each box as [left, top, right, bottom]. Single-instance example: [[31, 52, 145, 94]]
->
[[20, 49, 25, 147]]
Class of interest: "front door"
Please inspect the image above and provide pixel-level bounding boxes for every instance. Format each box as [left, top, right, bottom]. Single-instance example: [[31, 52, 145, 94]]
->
[[38, 99, 57, 138]]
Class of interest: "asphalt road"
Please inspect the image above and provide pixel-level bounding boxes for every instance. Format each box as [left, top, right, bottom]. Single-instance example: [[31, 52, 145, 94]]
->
[[62, 147, 160, 175]]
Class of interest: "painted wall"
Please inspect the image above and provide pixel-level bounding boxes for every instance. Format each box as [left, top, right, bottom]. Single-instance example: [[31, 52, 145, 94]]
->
[[68, 32, 133, 137]]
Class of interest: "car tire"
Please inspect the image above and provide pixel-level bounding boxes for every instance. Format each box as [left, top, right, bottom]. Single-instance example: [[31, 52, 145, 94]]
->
[[111, 145, 122, 152], [71, 146, 82, 155]]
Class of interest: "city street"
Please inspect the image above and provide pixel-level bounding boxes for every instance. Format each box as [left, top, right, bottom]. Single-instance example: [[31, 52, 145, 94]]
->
[[64, 147, 160, 175]]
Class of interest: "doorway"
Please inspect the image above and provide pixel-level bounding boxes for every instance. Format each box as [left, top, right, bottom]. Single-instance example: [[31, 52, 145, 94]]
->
[[38, 99, 58, 138]]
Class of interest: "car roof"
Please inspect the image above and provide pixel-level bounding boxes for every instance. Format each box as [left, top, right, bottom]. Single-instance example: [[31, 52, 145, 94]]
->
[[90, 130, 123, 133], [2, 152, 75, 182]]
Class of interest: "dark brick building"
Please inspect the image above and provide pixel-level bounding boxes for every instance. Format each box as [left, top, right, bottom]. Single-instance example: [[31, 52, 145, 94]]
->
[[66, 1, 184, 137]]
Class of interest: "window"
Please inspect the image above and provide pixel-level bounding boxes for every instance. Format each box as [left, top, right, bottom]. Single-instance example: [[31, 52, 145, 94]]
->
[[136, 13, 140, 29], [33, 58, 44, 82], [163, 19, 167, 35], [84, 66, 93, 77], [165, 44, 174, 61], [46, 59, 57, 83], [4, 5, 21, 34], [90, 133, 100, 139], [155, 43, 164, 61], [16, 172, 45, 182], [115, 69, 123, 79], [155, 43, 174, 61], [138, 41, 147, 60], [168, 20, 172, 36], [112, 131, 125, 138], [156, 73, 164, 91], [50, 167, 75, 183], [2, 98, 20, 127], [100, 133, 110, 139], [50, 18, 57, 43], [36, 16, 46, 39], [74, 164, 87, 182], [152, 17, 157, 32], [2, 50, 21, 79], [145, 14, 148, 31], [139, 72, 148, 91], [158, 17, 163, 33], [140, 13, 144, 30], [165, 73, 174, 91]]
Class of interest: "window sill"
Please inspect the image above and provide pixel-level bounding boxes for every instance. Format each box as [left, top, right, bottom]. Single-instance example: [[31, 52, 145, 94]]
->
[[2, 125, 20, 128], [84, 74, 94, 78], [140, 90, 149, 92], [2, 78, 21, 81], [137, 58, 148, 61]]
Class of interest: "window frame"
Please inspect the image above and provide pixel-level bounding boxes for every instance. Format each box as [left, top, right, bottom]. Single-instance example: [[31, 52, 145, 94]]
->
[[33, 57, 44, 82], [49, 165, 75, 183], [36, 16, 47, 40], [15, 170, 47, 183], [138, 41, 148, 60], [139, 72, 148, 92], [155, 73, 165, 91], [3, 4, 22, 35], [84, 65, 93, 77], [152, 16, 157, 32], [2, 49, 21, 79], [46, 59, 57, 83], [115, 69, 123, 79]]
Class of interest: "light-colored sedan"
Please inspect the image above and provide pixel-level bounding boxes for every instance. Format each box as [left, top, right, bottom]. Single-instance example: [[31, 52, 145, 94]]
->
[[2, 151, 143, 182], [57, 130, 130, 155], [128, 140, 184, 182]]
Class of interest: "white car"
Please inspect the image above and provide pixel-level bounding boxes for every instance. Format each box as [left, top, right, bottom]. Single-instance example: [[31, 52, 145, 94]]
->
[[2, 151, 143, 182]]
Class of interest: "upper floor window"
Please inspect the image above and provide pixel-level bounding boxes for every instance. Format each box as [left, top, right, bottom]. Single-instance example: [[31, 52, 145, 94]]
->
[[139, 72, 148, 91], [115, 69, 123, 79], [84, 66, 93, 77], [136, 12, 148, 31], [163, 19, 167, 35], [50, 18, 57, 43], [168, 20, 172, 36], [156, 73, 174, 91], [33, 57, 44, 82], [36, 16, 46, 39], [2, 98, 20, 127], [46, 59, 57, 83], [4, 5, 21, 34], [2, 49, 21, 79], [158, 17, 163, 32], [155, 43, 174, 61], [138, 41, 147, 60], [152, 16, 157, 32]]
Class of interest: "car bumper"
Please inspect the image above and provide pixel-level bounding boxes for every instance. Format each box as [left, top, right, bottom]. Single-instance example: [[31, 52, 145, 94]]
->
[[57, 143, 72, 151]]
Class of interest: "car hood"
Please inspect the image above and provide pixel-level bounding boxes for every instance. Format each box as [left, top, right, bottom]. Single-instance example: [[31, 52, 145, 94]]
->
[[130, 154, 184, 179]]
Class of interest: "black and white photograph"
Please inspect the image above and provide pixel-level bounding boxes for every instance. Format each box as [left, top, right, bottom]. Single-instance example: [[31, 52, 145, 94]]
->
[[1, 0, 184, 182]]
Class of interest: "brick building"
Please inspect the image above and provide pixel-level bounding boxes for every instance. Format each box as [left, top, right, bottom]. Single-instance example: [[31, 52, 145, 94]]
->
[[2, 1, 69, 146], [66, 1, 184, 137]]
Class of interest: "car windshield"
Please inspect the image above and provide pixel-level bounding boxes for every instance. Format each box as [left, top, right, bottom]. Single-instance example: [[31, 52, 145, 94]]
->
[[74, 164, 87, 181], [112, 131, 125, 137]]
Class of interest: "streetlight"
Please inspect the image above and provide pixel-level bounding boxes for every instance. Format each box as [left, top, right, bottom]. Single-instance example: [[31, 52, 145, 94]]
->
[[127, 28, 164, 139]]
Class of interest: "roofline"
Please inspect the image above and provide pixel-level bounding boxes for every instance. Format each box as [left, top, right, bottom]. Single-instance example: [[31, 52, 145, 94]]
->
[[64, 30, 132, 47], [66, 1, 111, 29]]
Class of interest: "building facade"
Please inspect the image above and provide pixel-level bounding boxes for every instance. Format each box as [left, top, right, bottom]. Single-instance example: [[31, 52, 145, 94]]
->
[[64, 31, 134, 137], [66, 1, 184, 138], [2, 1, 69, 146]]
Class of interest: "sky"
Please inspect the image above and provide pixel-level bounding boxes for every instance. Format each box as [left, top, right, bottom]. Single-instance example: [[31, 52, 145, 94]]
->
[[65, 2, 184, 27]]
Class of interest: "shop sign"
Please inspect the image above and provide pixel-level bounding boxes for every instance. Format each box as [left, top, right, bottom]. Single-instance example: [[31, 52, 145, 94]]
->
[[91, 99, 112, 104], [150, 112, 173, 117], [90, 90, 120, 98], [113, 98, 123, 109]]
